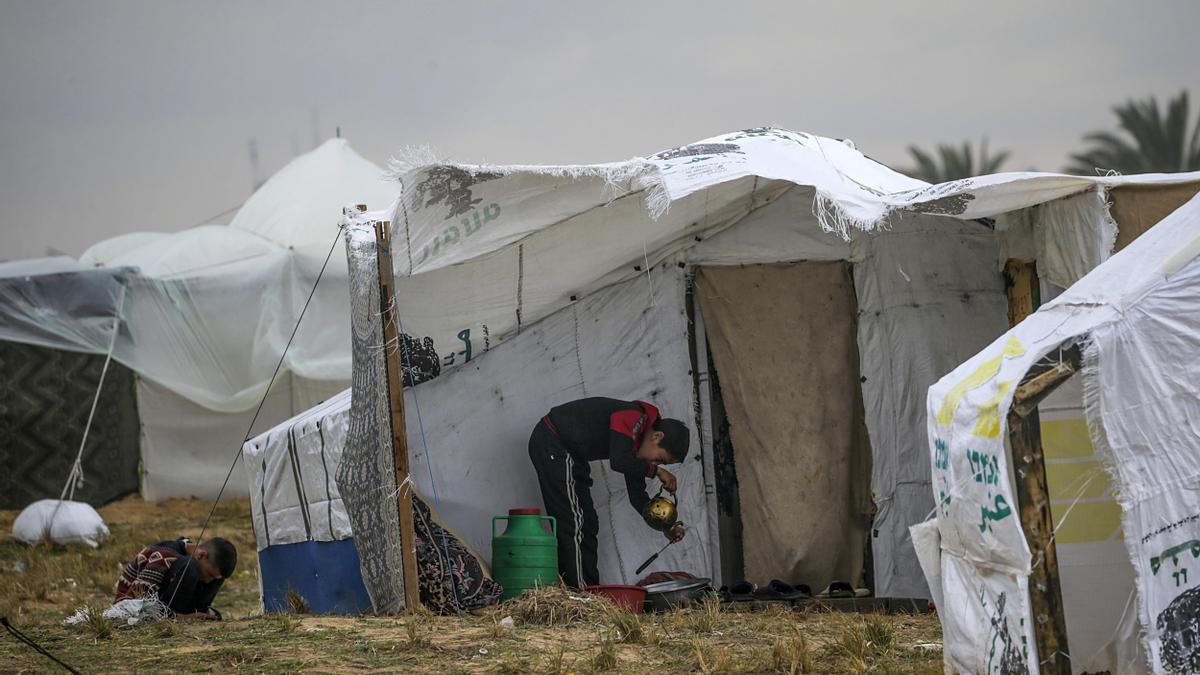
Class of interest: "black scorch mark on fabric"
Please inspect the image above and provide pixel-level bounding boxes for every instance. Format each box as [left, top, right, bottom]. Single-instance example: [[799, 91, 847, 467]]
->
[[409, 166, 502, 220], [1159, 586, 1200, 672], [987, 592, 1029, 675], [653, 143, 743, 161], [399, 333, 440, 387]]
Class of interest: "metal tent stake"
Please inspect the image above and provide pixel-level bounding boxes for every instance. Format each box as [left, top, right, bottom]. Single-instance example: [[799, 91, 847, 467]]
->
[[375, 217, 423, 612]]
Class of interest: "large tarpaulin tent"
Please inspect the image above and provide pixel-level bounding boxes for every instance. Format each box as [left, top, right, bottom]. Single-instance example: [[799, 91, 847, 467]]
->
[[921, 192, 1200, 673], [0, 139, 398, 500], [243, 128, 1200, 598]]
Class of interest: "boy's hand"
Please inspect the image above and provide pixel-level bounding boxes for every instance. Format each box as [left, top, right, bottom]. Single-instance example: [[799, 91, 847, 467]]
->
[[656, 467, 677, 494], [666, 523, 685, 543]]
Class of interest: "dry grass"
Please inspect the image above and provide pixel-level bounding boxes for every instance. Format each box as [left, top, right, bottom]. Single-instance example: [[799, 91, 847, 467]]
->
[[79, 604, 114, 640], [591, 634, 619, 671], [607, 608, 642, 643], [487, 583, 619, 627], [691, 636, 734, 673], [0, 497, 944, 673], [771, 631, 815, 673], [819, 613, 897, 673], [541, 646, 568, 673], [284, 586, 311, 614], [153, 618, 183, 638]]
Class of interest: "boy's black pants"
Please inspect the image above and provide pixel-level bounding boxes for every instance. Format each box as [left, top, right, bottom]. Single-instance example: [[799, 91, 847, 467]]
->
[[528, 421, 599, 588]]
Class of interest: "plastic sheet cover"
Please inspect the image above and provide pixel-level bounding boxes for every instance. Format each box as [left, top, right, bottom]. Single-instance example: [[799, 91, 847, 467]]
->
[[0, 258, 131, 354], [924, 193, 1200, 673]]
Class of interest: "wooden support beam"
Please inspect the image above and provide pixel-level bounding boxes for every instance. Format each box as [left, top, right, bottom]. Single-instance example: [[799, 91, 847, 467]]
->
[[1007, 407, 1071, 673], [1012, 344, 1082, 418], [1004, 258, 1040, 327], [375, 219, 422, 612], [1003, 258, 1070, 673]]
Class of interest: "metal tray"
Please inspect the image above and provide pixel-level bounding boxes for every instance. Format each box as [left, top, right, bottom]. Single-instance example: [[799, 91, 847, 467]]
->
[[642, 578, 711, 594], [643, 578, 714, 611]]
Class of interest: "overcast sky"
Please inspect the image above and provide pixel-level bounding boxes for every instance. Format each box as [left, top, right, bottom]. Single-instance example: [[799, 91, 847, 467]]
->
[[2, 1, 1198, 260]]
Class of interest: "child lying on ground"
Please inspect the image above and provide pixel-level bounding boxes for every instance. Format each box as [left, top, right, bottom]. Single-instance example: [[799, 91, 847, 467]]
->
[[114, 537, 237, 619]]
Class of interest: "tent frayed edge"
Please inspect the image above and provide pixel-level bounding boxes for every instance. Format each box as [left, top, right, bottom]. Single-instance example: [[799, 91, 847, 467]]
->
[[1079, 334, 1155, 669], [1093, 185, 1120, 264], [811, 191, 889, 240], [385, 148, 665, 212]]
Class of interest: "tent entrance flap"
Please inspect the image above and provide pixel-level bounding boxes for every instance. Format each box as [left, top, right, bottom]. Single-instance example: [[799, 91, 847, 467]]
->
[[695, 263, 872, 592]]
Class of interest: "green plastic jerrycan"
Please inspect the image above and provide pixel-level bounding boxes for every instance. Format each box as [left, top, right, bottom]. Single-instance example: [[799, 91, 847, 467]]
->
[[492, 508, 557, 600]]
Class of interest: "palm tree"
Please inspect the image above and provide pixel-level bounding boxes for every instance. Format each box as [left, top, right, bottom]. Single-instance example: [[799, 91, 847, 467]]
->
[[904, 139, 1010, 183], [1066, 91, 1200, 175]]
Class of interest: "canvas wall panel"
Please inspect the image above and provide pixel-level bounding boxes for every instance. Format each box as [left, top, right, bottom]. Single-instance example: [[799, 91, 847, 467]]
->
[[696, 263, 871, 591], [854, 211, 1008, 598]]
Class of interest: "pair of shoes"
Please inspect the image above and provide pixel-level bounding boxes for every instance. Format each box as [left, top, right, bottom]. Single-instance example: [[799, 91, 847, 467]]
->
[[719, 580, 812, 602], [719, 580, 755, 602], [754, 580, 811, 601]]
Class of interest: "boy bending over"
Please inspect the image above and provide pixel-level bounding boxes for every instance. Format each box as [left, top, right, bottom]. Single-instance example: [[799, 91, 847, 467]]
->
[[114, 536, 237, 619]]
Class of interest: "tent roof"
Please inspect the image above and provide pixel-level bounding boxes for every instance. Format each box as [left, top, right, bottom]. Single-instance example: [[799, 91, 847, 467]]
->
[[80, 225, 284, 278], [377, 127, 1200, 280], [231, 137, 400, 248], [0, 256, 91, 278], [348, 128, 1200, 357]]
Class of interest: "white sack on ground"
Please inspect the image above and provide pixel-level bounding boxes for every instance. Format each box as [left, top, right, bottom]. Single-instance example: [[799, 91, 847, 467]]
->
[[12, 499, 109, 547]]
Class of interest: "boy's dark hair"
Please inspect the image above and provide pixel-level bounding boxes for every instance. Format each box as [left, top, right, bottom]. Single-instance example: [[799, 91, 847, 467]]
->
[[654, 418, 690, 463], [202, 538, 238, 578]]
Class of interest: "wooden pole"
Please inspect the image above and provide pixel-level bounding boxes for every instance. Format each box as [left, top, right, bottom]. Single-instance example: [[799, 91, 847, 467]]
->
[[375, 218, 422, 612], [1011, 345, 1081, 418], [1003, 259, 1070, 673]]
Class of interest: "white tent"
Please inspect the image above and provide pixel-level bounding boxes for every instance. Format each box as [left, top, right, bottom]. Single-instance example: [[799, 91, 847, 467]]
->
[[243, 128, 1200, 597], [0, 138, 398, 500], [921, 192, 1200, 673]]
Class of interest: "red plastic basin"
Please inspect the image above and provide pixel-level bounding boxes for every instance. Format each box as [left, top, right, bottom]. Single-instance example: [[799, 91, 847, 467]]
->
[[584, 584, 646, 613]]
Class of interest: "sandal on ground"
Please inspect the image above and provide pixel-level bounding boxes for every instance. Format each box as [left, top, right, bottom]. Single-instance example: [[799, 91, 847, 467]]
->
[[752, 579, 807, 601], [727, 580, 756, 601], [825, 580, 854, 598]]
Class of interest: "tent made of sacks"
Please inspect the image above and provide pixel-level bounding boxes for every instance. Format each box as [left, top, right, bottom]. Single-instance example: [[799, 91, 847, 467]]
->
[[920, 192, 1200, 673]]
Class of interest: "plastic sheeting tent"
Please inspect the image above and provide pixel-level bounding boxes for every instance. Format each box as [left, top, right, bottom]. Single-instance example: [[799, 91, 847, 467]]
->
[[921, 192, 1200, 673], [0, 138, 398, 500], [241, 128, 1200, 597]]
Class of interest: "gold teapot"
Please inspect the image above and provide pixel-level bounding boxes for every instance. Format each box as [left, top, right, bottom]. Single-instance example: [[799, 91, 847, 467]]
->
[[642, 489, 678, 532]]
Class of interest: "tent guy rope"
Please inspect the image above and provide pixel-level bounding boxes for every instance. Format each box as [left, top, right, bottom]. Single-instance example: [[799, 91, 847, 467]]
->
[[46, 283, 128, 535], [167, 225, 344, 610]]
